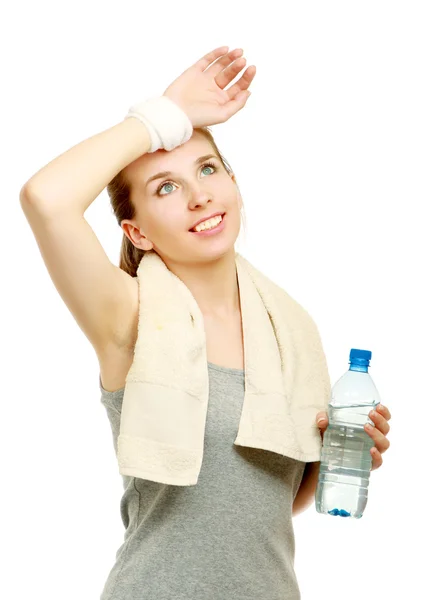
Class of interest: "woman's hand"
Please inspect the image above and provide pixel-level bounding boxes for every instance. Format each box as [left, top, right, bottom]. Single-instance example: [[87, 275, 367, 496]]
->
[[316, 404, 392, 472], [163, 46, 256, 129]]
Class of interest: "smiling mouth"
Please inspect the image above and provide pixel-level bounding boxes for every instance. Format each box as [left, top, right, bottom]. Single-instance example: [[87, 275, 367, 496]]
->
[[189, 213, 226, 232]]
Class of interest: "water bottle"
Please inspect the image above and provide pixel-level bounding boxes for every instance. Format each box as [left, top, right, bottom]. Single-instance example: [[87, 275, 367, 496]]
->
[[315, 348, 381, 519]]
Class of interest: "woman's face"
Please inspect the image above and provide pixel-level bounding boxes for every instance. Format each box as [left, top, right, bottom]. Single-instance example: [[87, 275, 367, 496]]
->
[[122, 132, 242, 263]]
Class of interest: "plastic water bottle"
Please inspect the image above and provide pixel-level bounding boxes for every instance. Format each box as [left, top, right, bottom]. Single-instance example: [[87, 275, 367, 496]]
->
[[315, 348, 381, 519]]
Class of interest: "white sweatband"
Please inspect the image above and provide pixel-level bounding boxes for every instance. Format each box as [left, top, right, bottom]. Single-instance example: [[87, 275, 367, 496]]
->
[[124, 96, 193, 153]]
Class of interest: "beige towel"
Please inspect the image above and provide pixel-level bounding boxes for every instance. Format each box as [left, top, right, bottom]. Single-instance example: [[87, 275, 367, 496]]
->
[[117, 250, 331, 485]]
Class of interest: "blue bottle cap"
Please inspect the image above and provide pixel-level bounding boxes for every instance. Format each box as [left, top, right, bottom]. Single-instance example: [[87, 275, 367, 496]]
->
[[349, 348, 372, 366]]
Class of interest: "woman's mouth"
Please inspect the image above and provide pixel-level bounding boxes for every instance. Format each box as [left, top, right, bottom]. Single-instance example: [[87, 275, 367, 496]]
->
[[189, 213, 226, 236]]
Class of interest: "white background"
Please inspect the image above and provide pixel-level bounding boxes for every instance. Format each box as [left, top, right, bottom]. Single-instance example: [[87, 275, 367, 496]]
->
[[3, 1, 437, 598]]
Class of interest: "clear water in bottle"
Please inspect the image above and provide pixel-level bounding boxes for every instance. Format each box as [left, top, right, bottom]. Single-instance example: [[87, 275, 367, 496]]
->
[[315, 349, 381, 519]]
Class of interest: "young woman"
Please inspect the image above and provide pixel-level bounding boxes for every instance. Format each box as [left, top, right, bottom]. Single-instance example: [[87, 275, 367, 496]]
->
[[20, 46, 391, 599]]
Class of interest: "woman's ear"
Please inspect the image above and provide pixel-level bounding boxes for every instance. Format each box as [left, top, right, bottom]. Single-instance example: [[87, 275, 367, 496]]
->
[[121, 220, 154, 252]]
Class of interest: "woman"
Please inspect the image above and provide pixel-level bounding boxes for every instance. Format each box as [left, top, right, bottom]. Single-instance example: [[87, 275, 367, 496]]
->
[[20, 46, 391, 600]]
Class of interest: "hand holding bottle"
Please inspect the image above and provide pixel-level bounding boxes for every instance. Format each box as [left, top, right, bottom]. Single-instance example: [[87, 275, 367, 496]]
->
[[316, 403, 392, 472]]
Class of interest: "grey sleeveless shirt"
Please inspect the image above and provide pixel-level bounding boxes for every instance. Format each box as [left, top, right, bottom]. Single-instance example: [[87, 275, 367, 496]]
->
[[99, 361, 306, 600]]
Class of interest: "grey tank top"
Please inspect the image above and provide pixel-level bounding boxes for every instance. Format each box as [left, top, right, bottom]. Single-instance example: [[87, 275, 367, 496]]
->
[[99, 361, 306, 600]]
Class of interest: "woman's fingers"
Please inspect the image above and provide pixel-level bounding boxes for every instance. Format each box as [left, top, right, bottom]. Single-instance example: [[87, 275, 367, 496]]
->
[[226, 65, 257, 100], [215, 56, 247, 90], [205, 48, 243, 77], [194, 46, 232, 72], [190, 45, 256, 101], [165, 45, 256, 128]]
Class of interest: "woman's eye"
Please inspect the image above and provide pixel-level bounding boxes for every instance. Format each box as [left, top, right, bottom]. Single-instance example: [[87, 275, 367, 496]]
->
[[157, 164, 216, 196], [201, 165, 215, 176], [158, 182, 175, 195]]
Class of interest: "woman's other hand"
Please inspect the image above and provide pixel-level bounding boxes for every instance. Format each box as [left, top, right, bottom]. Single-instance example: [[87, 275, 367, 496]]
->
[[163, 46, 256, 128], [316, 404, 391, 472]]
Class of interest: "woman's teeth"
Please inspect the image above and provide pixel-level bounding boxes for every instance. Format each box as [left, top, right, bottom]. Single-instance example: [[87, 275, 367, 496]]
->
[[192, 214, 223, 232]]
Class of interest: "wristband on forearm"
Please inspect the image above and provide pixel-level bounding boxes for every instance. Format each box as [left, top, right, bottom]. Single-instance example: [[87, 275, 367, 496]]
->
[[124, 95, 193, 152]]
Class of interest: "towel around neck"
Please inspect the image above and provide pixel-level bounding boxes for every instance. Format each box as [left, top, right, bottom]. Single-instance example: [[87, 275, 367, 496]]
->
[[116, 250, 331, 486]]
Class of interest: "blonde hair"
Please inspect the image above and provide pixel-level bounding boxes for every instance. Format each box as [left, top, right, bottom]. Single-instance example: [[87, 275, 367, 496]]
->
[[106, 127, 247, 277]]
